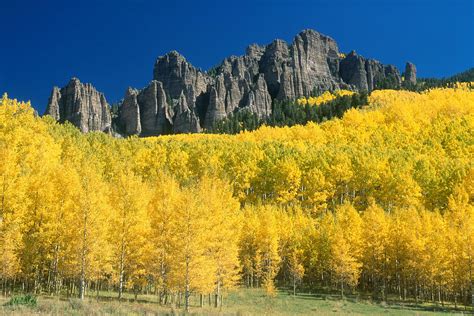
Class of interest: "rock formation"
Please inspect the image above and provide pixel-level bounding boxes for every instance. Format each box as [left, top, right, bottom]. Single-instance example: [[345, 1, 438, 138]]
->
[[118, 88, 141, 135], [339, 51, 402, 91], [45, 29, 414, 136], [45, 78, 111, 133], [173, 92, 201, 133], [404, 62, 417, 85]]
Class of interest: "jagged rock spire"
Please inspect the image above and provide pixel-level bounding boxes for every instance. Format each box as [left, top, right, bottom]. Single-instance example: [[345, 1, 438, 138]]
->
[[44, 78, 111, 133]]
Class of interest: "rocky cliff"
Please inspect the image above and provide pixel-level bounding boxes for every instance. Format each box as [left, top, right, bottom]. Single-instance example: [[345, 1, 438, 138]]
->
[[45, 78, 112, 133], [45, 29, 414, 136], [404, 62, 417, 86]]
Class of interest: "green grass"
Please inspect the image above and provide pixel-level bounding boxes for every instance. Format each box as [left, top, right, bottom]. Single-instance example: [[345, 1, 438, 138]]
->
[[0, 289, 470, 315]]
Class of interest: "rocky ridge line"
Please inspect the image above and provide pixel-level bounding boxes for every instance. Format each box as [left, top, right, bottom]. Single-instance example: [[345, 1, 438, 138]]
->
[[45, 29, 416, 135]]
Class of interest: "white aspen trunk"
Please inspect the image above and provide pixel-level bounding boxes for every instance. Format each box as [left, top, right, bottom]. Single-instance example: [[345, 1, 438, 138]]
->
[[470, 256, 473, 308], [185, 256, 190, 312], [293, 274, 296, 296], [341, 279, 344, 298], [79, 210, 88, 300], [118, 238, 125, 300], [53, 244, 60, 295], [215, 280, 221, 308]]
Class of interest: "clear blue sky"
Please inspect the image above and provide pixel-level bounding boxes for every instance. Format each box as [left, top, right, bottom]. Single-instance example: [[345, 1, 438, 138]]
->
[[1, 0, 473, 113]]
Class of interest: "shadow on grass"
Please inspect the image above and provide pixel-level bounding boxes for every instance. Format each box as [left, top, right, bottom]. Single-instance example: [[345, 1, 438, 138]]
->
[[382, 301, 473, 315], [280, 290, 473, 315]]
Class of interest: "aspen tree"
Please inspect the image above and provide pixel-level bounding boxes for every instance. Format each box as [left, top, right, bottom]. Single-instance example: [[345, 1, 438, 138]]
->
[[109, 170, 151, 299]]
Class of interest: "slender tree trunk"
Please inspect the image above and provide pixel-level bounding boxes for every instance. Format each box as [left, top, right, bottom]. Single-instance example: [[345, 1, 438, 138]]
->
[[415, 282, 418, 303], [79, 259, 86, 299], [341, 279, 344, 299], [293, 275, 296, 296], [12, 278, 16, 296], [397, 263, 401, 300], [454, 291, 457, 309], [52, 244, 60, 296], [79, 214, 88, 300], [215, 280, 221, 308], [470, 256, 474, 308], [185, 256, 190, 312], [118, 239, 125, 300]]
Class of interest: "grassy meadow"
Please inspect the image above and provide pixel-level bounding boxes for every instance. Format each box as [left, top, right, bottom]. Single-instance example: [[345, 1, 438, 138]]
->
[[1, 289, 471, 315]]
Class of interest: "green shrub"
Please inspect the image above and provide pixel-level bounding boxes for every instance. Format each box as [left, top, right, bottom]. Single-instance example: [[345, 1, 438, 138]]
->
[[4, 294, 37, 307]]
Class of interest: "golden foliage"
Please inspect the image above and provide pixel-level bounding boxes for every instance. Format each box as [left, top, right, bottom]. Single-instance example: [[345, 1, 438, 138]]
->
[[0, 85, 473, 305], [297, 90, 354, 106]]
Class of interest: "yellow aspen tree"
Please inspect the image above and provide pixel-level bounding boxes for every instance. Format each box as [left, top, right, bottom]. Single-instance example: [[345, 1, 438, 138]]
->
[[387, 207, 422, 300], [362, 201, 390, 301], [312, 212, 335, 288], [45, 165, 82, 295], [278, 208, 311, 296], [255, 205, 281, 296], [301, 167, 334, 215], [0, 129, 25, 290], [223, 143, 262, 201], [418, 209, 449, 303], [109, 170, 151, 299], [239, 207, 260, 288], [273, 157, 302, 204], [332, 203, 363, 297], [0, 95, 58, 292], [147, 174, 181, 304], [199, 176, 241, 307], [168, 181, 215, 312], [73, 162, 112, 300], [445, 182, 474, 308]]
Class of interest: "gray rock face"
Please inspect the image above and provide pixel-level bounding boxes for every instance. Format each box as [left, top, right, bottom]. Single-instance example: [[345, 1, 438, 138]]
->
[[261, 30, 346, 100], [153, 51, 209, 106], [291, 29, 342, 95], [339, 51, 401, 91], [45, 87, 61, 121], [46, 29, 414, 136], [137, 81, 173, 136], [173, 92, 201, 133], [339, 51, 369, 91], [204, 75, 228, 128], [117, 29, 410, 135], [44, 78, 111, 133], [246, 74, 272, 118], [119, 88, 141, 136], [260, 39, 290, 98], [119, 81, 174, 136], [404, 62, 417, 85]]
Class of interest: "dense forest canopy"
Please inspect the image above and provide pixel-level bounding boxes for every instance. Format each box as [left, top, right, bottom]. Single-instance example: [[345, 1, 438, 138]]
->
[[417, 68, 474, 90], [0, 84, 473, 310]]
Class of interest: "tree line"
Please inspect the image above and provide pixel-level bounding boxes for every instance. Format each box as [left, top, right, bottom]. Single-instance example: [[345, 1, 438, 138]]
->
[[209, 90, 368, 134]]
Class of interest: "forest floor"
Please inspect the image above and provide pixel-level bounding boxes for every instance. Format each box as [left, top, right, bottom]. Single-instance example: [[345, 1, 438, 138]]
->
[[0, 288, 472, 315]]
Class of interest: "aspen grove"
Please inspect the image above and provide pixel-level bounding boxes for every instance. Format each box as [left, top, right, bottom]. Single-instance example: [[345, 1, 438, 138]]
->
[[0, 84, 473, 310]]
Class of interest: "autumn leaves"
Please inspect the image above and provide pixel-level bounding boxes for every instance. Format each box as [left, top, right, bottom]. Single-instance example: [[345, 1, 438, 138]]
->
[[0, 84, 473, 308]]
